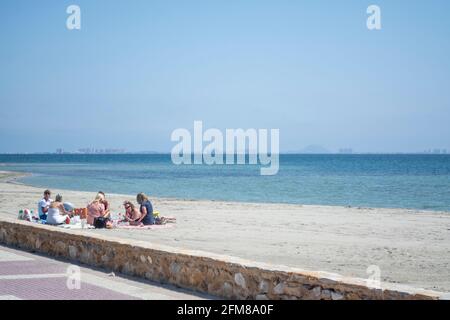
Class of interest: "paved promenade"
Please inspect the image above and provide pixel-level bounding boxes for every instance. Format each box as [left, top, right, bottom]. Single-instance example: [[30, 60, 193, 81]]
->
[[0, 244, 212, 300]]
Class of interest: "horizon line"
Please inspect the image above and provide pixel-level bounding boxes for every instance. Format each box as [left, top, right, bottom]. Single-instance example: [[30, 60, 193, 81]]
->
[[0, 152, 449, 156]]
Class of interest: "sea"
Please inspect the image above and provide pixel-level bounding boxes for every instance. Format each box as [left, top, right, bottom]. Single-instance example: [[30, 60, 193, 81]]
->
[[1, 154, 450, 211]]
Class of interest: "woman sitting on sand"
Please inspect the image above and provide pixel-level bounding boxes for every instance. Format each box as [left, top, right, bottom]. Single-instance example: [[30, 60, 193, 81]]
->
[[122, 201, 142, 225], [97, 191, 110, 211], [135, 193, 177, 225], [46, 194, 71, 225], [136, 193, 155, 225], [87, 194, 111, 226]]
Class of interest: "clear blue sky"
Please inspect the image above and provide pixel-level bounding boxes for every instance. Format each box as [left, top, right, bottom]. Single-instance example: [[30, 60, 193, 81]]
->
[[1, 0, 449, 153]]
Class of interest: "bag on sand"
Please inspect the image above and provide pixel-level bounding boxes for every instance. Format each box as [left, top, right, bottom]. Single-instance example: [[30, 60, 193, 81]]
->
[[93, 217, 109, 229]]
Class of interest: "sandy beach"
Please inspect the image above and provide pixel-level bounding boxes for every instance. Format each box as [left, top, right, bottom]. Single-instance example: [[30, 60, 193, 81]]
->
[[1, 171, 449, 292]]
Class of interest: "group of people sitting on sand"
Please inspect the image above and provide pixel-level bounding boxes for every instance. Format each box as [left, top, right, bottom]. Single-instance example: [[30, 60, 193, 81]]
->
[[37, 189, 168, 227]]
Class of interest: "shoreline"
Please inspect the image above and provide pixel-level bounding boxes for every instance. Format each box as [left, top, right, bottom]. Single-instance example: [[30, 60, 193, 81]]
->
[[1, 170, 450, 292], [2, 170, 449, 215]]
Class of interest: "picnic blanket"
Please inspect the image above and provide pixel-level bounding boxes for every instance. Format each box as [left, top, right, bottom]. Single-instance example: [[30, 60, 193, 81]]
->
[[55, 222, 174, 230], [114, 223, 175, 230], [26, 215, 176, 230], [56, 223, 95, 230]]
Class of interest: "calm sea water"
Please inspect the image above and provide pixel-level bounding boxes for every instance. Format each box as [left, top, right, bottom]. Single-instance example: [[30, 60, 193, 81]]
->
[[1, 154, 450, 211]]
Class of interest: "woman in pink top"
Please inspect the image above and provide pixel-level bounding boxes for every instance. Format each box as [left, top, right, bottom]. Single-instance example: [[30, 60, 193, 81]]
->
[[87, 195, 110, 225]]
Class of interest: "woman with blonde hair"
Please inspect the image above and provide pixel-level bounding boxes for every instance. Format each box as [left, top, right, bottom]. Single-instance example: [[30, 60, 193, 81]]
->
[[87, 194, 111, 226], [97, 191, 110, 211], [46, 194, 71, 225], [136, 193, 155, 225]]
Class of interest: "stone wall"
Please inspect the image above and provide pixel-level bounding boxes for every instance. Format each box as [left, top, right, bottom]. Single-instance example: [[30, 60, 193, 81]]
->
[[0, 218, 446, 300]]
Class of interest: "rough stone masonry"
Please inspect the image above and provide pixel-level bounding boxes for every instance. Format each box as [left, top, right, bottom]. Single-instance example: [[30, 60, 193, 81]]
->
[[0, 218, 446, 300]]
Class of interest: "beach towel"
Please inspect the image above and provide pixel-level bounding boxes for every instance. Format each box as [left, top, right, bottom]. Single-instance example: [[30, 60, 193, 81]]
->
[[56, 223, 95, 230]]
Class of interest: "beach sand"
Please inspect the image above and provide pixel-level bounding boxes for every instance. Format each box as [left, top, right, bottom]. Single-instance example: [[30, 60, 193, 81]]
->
[[1, 171, 449, 292]]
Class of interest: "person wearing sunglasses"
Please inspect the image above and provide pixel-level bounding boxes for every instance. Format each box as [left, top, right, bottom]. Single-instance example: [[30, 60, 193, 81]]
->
[[122, 201, 142, 225]]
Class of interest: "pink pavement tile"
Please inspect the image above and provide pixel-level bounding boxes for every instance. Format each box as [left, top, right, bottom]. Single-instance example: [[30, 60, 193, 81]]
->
[[0, 260, 67, 276], [0, 277, 139, 300]]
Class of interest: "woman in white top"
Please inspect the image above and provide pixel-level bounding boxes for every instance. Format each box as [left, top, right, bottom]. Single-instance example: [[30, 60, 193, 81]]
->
[[46, 194, 71, 225]]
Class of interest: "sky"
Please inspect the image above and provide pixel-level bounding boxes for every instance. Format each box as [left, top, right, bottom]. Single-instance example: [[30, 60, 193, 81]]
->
[[1, 0, 450, 153]]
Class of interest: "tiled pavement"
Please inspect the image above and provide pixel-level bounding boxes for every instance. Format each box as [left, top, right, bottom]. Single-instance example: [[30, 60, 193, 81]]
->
[[0, 244, 213, 300]]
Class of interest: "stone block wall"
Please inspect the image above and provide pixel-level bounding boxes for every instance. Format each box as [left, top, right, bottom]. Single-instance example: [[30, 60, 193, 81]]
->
[[0, 218, 445, 300]]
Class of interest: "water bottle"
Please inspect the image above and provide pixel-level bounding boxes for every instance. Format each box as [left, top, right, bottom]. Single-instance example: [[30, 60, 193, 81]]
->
[[31, 210, 38, 221]]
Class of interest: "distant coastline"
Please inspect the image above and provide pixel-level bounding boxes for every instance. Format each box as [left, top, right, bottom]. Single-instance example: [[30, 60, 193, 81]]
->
[[1, 152, 450, 156]]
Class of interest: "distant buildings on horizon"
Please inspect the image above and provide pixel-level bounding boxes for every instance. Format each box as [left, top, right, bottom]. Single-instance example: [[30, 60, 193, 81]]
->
[[2, 146, 449, 155], [54, 148, 163, 155], [53, 147, 450, 155], [284, 146, 448, 155], [56, 148, 127, 155], [418, 148, 447, 154], [77, 148, 127, 154]]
